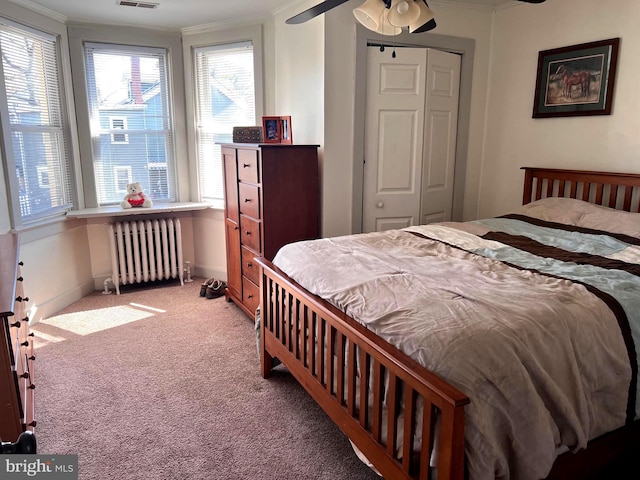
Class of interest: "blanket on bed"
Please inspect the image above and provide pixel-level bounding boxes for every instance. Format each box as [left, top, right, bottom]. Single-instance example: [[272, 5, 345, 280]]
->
[[271, 198, 639, 480]]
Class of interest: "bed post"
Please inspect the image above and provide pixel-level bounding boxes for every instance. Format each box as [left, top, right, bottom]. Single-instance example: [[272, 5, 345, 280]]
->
[[522, 167, 534, 205], [259, 273, 274, 379]]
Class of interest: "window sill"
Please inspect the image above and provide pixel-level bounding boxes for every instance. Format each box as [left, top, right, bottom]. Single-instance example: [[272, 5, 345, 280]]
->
[[66, 202, 212, 219]]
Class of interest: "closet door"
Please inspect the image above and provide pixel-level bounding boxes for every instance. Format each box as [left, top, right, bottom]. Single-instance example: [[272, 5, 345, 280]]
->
[[362, 47, 460, 232]]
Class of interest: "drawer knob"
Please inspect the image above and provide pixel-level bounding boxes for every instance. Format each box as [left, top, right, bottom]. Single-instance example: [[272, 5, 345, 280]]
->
[[22, 316, 29, 323], [19, 372, 29, 379], [15, 296, 29, 303], [234, 226, 239, 231], [245, 231, 251, 235], [21, 341, 29, 347], [247, 262, 253, 267], [27, 384, 35, 390], [243, 163, 250, 168], [10, 320, 20, 328], [29, 355, 36, 361], [244, 198, 251, 202], [247, 294, 254, 299], [28, 421, 37, 428], [17, 276, 23, 282], [28, 332, 34, 337]]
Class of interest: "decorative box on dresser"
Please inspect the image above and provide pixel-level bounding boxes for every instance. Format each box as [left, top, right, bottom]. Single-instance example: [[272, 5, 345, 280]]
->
[[221, 143, 320, 318], [0, 233, 36, 444]]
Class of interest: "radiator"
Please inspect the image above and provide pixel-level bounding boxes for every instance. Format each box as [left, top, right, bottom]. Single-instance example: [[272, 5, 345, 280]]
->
[[108, 218, 184, 295]]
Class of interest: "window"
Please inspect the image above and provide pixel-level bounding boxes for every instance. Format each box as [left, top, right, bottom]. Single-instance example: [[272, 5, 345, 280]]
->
[[194, 42, 256, 204], [114, 166, 132, 193], [0, 19, 73, 227], [109, 116, 129, 144], [84, 43, 175, 206]]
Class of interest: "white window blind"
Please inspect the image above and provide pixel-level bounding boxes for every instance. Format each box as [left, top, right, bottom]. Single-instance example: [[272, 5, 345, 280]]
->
[[195, 42, 255, 204], [84, 43, 176, 206], [0, 20, 73, 226]]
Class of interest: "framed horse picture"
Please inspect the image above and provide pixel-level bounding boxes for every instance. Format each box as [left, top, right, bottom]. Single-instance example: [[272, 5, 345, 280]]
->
[[532, 38, 620, 118]]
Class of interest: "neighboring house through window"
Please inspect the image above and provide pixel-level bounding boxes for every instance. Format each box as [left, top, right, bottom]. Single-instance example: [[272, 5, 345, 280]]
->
[[84, 43, 176, 206], [0, 18, 73, 227]]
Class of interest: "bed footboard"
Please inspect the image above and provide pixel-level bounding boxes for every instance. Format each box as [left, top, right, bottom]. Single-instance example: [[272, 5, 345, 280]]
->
[[256, 257, 469, 480]]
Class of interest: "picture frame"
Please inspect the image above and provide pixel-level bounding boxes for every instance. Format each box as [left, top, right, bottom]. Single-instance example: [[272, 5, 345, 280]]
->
[[280, 116, 292, 144], [262, 116, 282, 143], [532, 38, 620, 118]]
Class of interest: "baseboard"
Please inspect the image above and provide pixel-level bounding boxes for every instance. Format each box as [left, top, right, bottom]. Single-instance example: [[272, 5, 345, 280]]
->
[[193, 266, 227, 283], [29, 280, 96, 325]]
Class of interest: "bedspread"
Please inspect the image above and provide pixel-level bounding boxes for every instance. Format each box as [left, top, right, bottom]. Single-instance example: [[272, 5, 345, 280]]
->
[[271, 204, 639, 480]]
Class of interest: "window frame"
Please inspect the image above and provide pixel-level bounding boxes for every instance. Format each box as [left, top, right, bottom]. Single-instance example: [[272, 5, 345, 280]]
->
[[194, 40, 256, 205], [68, 25, 187, 209], [0, 16, 77, 230], [113, 165, 132, 194], [83, 42, 176, 207], [109, 116, 129, 144], [182, 25, 264, 208]]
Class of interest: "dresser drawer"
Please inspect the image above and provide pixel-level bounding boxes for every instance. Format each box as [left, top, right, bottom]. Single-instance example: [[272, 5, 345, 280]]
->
[[240, 215, 261, 252], [242, 277, 260, 316], [241, 247, 260, 285], [238, 183, 260, 219], [237, 148, 260, 183]]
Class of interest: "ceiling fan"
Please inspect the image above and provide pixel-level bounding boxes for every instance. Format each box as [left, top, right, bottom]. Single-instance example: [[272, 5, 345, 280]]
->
[[287, 0, 547, 35]]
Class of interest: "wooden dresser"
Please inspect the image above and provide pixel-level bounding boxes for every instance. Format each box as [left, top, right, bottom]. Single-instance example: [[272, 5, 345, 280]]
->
[[221, 143, 320, 318], [0, 233, 36, 443]]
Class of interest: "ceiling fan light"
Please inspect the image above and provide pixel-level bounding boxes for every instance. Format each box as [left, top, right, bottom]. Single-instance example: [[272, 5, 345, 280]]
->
[[409, 1, 436, 33], [376, 9, 403, 35], [387, 0, 421, 27], [353, 0, 387, 31]]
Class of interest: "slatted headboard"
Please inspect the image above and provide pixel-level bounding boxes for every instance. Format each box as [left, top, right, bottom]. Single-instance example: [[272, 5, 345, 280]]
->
[[522, 167, 640, 213]]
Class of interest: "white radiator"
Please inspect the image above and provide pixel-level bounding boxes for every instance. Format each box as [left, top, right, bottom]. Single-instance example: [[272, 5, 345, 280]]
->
[[108, 218, 184, 295]]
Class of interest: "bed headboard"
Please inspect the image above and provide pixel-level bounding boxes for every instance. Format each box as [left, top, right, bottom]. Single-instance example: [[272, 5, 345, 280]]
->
[[522, 167, 640, 213]]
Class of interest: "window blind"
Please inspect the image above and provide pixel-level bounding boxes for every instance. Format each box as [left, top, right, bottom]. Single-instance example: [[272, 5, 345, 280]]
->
[[84, 43, 176, 206], [0, 20, 73, 226], [194, 42, 255, 204]]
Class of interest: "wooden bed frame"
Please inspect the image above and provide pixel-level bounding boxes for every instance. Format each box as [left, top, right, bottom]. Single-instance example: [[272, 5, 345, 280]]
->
[[256, 167, 640, 480]]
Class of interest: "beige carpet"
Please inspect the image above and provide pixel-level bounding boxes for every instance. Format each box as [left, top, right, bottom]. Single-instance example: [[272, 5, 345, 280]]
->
[[31, 278, 380, 480]]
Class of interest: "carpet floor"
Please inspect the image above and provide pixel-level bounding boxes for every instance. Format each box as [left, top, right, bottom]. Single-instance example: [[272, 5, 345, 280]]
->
[[31, 278, 380, 480]]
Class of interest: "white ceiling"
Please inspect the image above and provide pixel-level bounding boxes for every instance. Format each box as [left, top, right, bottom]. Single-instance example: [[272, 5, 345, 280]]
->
[[9, 0, 515, 31]]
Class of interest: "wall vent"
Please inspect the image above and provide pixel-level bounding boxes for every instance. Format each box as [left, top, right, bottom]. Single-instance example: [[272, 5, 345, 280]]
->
[[116, 1, 159, 9]]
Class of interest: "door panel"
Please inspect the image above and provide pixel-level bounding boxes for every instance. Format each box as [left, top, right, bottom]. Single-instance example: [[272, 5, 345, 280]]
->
[[421, 50, 461, 224], [363, 47, 426, 233]]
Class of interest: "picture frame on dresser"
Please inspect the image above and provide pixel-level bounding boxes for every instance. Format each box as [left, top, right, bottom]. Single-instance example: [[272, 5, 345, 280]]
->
[[280, 116, 292, 144], [261, 116, 281, 143]]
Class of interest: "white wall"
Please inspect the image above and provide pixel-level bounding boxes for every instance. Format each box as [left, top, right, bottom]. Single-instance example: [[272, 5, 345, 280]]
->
[[480, 0, 640, 218], [272, 1, 324, 146], [18, 221, 95, 323]]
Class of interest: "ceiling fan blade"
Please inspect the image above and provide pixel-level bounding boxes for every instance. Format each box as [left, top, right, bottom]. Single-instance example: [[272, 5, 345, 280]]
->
[[286, 0, 353, 25]]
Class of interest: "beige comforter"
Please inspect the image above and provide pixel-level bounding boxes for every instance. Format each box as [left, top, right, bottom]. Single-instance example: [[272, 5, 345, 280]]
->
[[272, 198, 638, 480]]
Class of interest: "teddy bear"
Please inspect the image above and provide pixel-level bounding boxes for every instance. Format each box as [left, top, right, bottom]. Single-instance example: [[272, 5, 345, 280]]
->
[[121, 182, 153, 209]]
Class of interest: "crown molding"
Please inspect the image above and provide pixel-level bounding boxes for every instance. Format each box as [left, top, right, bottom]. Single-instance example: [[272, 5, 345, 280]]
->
[[8, 0, 67, 23], [182, 14, 270, 36]]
